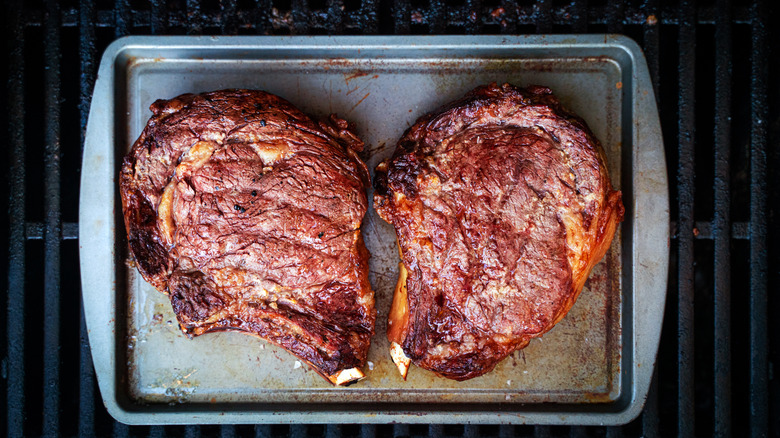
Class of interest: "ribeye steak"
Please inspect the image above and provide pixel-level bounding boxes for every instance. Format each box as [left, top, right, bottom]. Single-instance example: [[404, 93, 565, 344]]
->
[[120, 89, 375, 385], [374, 83, 624, 381]]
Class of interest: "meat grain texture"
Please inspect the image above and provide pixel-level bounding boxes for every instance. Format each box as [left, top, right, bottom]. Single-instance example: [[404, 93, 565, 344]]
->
[[374, 83, 624, 381], [120, 89, 375, 385]]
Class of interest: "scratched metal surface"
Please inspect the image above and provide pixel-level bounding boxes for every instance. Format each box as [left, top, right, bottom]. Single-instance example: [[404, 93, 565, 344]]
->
[[79, 35, 669, 424]]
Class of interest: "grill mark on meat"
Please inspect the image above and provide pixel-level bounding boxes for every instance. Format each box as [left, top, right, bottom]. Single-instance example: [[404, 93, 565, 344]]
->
[[375, 83, 624, 381], [120, 89, 375, 383]]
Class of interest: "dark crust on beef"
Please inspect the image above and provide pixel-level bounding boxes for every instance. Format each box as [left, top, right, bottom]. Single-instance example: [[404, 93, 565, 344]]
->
[[120, 89, 375, 380], [374, 83, 624, 380]]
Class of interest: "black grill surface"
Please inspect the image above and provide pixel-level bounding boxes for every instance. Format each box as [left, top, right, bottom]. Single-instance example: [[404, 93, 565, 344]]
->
[[2, 1, 778, 437]]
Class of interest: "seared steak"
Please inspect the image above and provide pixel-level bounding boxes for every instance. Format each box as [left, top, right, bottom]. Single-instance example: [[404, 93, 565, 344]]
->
[[374, 83, 624, 381], [120, 89, 375, 385]]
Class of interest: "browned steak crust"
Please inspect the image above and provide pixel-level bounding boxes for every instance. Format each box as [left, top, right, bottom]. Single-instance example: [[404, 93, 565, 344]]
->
[[120, 89, 375, 383], [374, 83, 624, 380]]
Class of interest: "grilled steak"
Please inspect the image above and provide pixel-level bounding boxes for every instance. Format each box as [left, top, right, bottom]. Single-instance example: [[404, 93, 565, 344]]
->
[[374, 83, 624, 381], [120, 89, 375, 385]]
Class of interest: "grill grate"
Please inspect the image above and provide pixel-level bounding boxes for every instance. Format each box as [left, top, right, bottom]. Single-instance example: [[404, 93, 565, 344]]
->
[[2, 0, 778, 437], [674, 2, 696, 437]]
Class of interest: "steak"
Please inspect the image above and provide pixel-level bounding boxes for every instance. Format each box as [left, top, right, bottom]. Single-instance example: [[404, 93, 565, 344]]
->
[[374, 83, 624, 381], [120, 89, 375, 385]]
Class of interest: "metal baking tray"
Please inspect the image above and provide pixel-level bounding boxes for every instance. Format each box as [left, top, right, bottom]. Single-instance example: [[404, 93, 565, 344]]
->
[[80, 35, 668, 425]]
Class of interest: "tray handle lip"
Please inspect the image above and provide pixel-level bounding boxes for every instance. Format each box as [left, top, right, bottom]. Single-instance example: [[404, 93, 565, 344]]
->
[[77, 401, 653, 426], [85, 33, 657, 53], [624, 30, 670, 425], [80, 33, 128, 426]]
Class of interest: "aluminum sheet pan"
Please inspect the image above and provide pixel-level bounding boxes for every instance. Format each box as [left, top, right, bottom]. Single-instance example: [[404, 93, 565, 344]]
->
[[80, 35, 669, 425]]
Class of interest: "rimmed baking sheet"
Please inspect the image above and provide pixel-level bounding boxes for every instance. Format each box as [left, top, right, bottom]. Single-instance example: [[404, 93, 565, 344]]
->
[[79, 35, 668, 425]]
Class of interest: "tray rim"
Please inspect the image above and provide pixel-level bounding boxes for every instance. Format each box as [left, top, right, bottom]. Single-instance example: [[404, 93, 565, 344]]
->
[[78, 34, 669, 425]]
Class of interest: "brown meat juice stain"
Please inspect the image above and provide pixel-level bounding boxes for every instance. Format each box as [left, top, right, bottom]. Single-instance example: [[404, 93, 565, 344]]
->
[[344, 71, 370, 82], [350, 92, 371, 112]]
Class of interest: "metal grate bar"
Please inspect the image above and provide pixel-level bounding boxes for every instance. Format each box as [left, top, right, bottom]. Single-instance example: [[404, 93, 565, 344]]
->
[[42, 0, 63, 436], [150, 0, 167, 34], [643, 0, 660, 100], [607, 0, 625, 33], [290, 424, 307, 437], [499, 425, 514, 438], [78, 307, 95, 438], [676, 0, 697, 436], [114, 422, 129, 437], [187, 424, 202, 438], [254, 424, 270, 438], [220, 0, 238, 35], [325, 424, 342, 438], [327, 0, 345, 34], [79, 0, 96, 155], [534, 425, 550, 438], [5, 0, 26, 436], [221, 424, 237, 438], [78, 1, 97, 435], [464, 0, 481, 34], [25, 222, 79, 240], [428, 0, 445, 34], [570, 425, 586, 438], [114, 0, 130, 38], [186, 0, 203, 34], [254, 0, 272, 35], [290, 0, 309, 35], [571, 0, 587, 33], [392, 424, 408, 437], [498, 0, 517, 34], [643, 369, 660, 438], [670, 220, 749, 240], [149, 425, 166, 438], [393, 0, 410, 34], [365, 0, 379, 34], [360, 424, 375, 438], [713, 0, 732, 435], [749, 2, 769, 437], [535, 0, 552, 33], [463, 424, 479, 438]]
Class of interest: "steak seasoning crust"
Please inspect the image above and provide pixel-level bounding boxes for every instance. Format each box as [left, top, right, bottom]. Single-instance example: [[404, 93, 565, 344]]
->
[[120, 89, 375, 385], [374, 83, 624, 381]]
